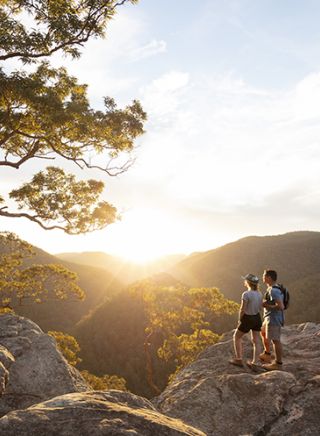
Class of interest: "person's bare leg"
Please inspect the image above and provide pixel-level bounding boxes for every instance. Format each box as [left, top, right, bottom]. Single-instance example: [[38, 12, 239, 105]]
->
[[251, 330, 262, 364], [261, 325, 271, 353], [233, 330, 245, 360], [272, 339, 282, 363]]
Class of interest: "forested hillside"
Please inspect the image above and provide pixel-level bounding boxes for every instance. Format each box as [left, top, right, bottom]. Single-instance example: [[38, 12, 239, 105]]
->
[[169, 231, 320, 324], [75, 280, 238, 398], [75, 289, 160, 397], [0, 241, 122, 332]]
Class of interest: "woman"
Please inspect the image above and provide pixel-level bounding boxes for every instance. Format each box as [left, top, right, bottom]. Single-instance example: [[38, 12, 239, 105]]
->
[[229, 273, 263, 369]]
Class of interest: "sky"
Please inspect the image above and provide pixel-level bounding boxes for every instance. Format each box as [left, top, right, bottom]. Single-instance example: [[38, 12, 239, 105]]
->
[[2, 0, 320, 262]]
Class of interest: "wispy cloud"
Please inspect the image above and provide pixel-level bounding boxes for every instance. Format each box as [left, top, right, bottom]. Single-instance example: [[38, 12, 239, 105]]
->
[[130, 39, 167, 61], [141, 71, 190, 118], [135, 69, 320, 219]]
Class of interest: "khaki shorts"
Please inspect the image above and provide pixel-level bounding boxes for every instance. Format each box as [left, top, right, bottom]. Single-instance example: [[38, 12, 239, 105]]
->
[[262, 322, 281, 341]]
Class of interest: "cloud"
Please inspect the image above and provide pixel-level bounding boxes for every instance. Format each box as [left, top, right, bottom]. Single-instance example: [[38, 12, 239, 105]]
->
[[140, 71, 190, 119], [134, 69, 320, 221], [130, 39, 167, 61], [293, 72, 320, 121]]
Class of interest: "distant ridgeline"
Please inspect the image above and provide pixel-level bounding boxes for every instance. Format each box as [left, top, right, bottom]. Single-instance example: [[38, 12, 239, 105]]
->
[[54, 231, 320, 327], [168, 231, 320, 325], [56, 251, 186, 285]]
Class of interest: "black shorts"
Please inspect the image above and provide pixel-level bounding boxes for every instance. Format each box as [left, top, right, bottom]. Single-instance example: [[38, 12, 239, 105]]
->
[[238, 313, 262, 333]]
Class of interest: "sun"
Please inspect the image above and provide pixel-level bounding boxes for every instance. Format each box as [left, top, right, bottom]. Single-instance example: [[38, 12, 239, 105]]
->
[[121, 244, 161, 264], [105, 208, 176, 264]]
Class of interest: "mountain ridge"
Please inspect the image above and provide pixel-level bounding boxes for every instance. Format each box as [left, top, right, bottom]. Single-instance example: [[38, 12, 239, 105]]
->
[[56, 251, 186, 284], [168, 230, 320, 324]]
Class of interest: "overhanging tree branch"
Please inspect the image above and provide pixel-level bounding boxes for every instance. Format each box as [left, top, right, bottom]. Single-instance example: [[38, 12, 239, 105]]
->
[[0, 208, 67, 232], [0, 0, 135, 61], [0, 0, 145, 234]]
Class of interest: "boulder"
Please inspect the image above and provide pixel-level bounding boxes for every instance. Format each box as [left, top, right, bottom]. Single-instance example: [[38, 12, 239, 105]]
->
[[154, 323, 320, 436], [154, 323, 320, 435], [0, 346, 15, 395], [0, 313, 89, 416], [0, 390, 205, 435]]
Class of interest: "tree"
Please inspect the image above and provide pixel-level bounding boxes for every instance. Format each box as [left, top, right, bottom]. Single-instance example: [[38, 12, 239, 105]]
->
[[131, 281, 239, 393], [48, 330, 82, 366], [81, 370, 127, 391], [0, 0, 146, 234], [49, 329, 127, 391], [0, 231, 84, 310]]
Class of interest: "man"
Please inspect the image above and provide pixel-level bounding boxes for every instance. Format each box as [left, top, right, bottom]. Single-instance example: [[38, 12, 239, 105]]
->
[[260, 269, 284, 370]]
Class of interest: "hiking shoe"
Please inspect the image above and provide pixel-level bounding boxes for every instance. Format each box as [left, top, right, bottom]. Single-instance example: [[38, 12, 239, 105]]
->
[[259, 352, 272, 363], [229, 358, 244, 367], [262, 361, 283, 371]]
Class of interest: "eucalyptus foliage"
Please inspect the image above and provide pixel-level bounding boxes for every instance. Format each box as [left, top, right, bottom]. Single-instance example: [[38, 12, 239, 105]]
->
[[49, 329, 127, 390], [81, 370, 127, 391], [0, 0, 146, 234], [48, 329, 82, 366], [0, 231, 84, 309], [130, 281, 239, 391]]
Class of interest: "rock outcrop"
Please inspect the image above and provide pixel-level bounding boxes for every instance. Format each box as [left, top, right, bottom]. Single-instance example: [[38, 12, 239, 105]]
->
[[155, 323, 320, 435], [0, 390, 204, 435], [0, 313, 319, 435], [0, 313, 89, 416], [0, 346, 14, 396]]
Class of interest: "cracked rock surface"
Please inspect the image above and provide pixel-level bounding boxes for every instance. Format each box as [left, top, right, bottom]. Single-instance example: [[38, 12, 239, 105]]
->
[[0, 313, 89, 417], [154, 323, 320, 436], [0, 390, 205, 435]]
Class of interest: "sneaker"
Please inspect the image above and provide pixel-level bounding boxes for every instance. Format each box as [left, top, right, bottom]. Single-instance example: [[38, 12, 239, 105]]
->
[[262, 361, 283, 371], [259, 352, 272, 363], [229, 358, 244, 367]]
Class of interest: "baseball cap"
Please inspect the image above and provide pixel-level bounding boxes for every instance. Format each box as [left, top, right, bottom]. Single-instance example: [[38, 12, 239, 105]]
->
[[241, 273, 259, 284]]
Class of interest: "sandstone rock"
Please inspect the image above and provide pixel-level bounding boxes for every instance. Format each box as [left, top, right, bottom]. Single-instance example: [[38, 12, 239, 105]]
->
[[0, 363, 8, 397], [1, 313, 319, 435], [0, 390, 205, 435], [155, 323, 320, 435], [0, 313, 90, 416], [0, 346, 15, 396]]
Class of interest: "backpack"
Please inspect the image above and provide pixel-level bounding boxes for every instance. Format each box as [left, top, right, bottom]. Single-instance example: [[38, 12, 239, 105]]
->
[[274, 284, 290, 310]]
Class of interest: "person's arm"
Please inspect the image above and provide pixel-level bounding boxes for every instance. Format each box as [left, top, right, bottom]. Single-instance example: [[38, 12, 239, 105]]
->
[[262, 299, 283, 310], [239, 299, 248, 321], [262, 289, 284, 310], [273, 297, 284, 311]]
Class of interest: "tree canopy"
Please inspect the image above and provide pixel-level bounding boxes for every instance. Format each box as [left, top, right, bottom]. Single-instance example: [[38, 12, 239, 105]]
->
[[0, 0, 146, 234], [74, 282, 239, 397], [48, 329, 127, 390], [48, 330, 82, 366], [0, 231, 84, 310], [131, 280, 239, 391]]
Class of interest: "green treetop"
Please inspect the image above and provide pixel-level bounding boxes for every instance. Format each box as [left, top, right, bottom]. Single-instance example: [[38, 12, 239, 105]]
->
[[0, 0, 146, 234]]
